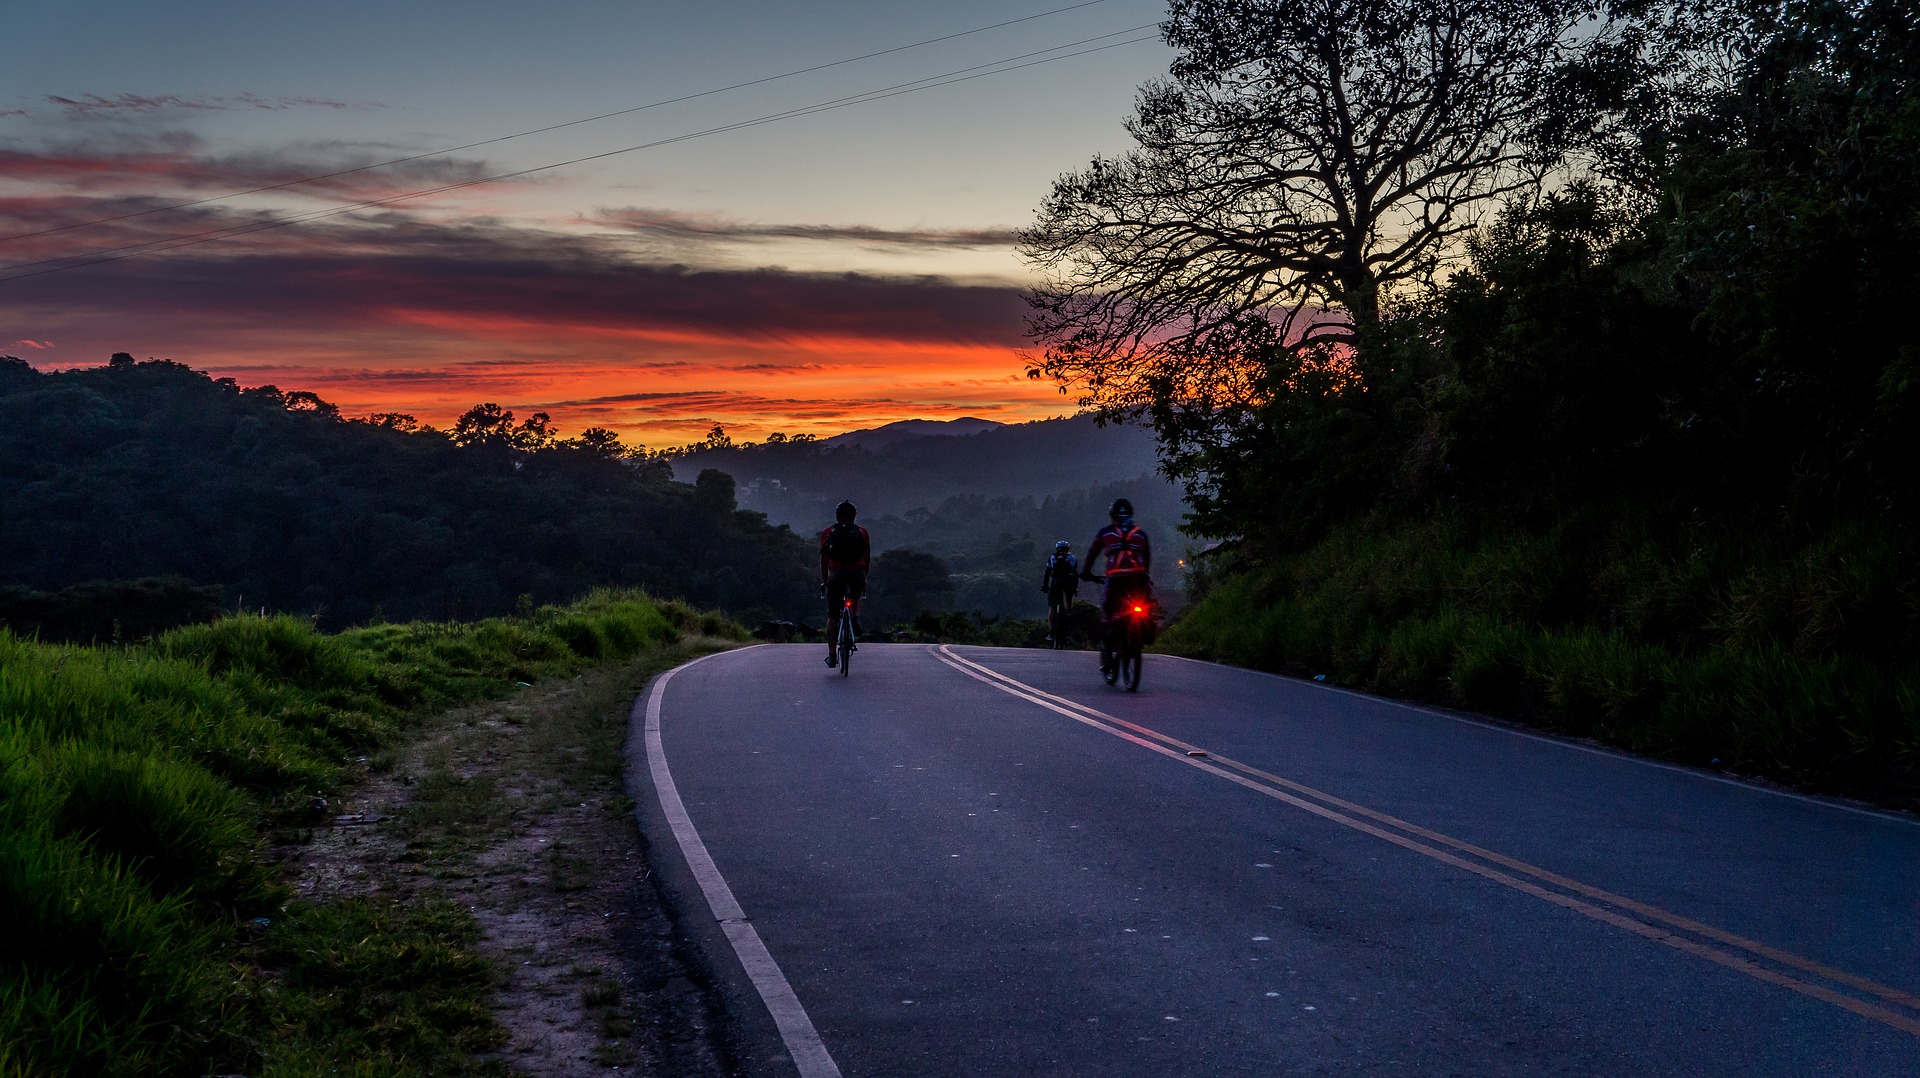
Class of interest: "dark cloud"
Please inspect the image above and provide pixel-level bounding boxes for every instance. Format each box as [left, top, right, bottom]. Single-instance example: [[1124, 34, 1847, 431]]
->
[[0, 196, 1028, 347], [594, 208, 1018, 250], [45, 93, 380, 115], [0, 131, 493, 208]]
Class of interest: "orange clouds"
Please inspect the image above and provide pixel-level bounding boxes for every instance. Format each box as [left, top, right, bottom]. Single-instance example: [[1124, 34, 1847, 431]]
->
[[1, 141, 1066, 445]]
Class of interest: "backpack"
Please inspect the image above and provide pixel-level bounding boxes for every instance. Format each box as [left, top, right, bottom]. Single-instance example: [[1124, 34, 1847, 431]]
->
[[824, 522, 865, 565], [1047, 553, 1078, 592], [1105, 525, 1147, 574]]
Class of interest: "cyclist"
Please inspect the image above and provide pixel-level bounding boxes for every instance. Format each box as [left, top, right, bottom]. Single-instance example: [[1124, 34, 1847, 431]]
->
[[1039, 540, 1079, 644], [819, 499, 871, 668], [1081, 498, 1151, 673]]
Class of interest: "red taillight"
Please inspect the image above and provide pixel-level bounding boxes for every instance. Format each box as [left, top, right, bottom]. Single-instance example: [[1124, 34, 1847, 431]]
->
[[1132, 605, 1145, 614]]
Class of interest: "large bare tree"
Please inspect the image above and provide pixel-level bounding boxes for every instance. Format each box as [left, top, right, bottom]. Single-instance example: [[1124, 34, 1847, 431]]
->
[[1022, 0, 1599, 417]]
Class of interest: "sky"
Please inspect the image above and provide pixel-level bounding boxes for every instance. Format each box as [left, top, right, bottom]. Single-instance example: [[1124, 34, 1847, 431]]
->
[[0, 0, 1174, 446]]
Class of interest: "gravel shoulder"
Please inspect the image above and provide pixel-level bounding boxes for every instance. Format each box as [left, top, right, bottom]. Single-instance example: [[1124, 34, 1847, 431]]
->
[[277, 638, 740, 1077]]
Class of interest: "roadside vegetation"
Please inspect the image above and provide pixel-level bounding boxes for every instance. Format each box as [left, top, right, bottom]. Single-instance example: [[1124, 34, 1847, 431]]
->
[[1160, 519, 1919, 807], [1028, 0, 1920, 806], [0, 590, 740, 1077]]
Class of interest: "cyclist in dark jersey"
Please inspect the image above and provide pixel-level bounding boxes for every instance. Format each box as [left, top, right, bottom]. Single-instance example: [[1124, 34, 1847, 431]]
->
[[1040, 540, 1079, 643], [819, 500, 871, 668], [1081, 498, 1151, 670]]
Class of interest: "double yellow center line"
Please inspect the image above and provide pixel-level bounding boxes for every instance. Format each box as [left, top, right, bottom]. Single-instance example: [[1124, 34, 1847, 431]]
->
[[931, 645, 1920, 1038]]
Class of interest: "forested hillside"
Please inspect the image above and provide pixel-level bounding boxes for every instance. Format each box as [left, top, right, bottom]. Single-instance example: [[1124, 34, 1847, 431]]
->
[[672, 414, 1178, 525], [1027, 0, 1920, 804], [0, 355, 815, 629], [671, 415, 1191, 619]]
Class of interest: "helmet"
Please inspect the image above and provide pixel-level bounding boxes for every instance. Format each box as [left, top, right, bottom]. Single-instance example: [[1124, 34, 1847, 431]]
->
[[1108, 498, 1134, 521], [835, 500, 857, 522], [1054, 540, 1071, 552]]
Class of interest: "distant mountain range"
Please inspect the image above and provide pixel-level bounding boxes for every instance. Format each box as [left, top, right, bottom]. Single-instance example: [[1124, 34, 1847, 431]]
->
[[820, 416, 1003, 450], [672, 414, 1194, 620], [673, 414, 1180, 531]]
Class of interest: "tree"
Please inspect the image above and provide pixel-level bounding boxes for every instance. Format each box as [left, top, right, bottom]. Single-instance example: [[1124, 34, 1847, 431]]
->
[[570, 426, 625, 456], [450, 402, 515, 448], [694, 468, 738, 513], [364, 412, 419, 431], [867, 548, 956, 627], [281, 390, 340, 420], [1022, 0, 1595, 420]]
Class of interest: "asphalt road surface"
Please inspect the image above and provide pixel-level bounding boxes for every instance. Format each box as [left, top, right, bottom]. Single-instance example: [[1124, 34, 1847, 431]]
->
[[626, 643, 1920, 1077]]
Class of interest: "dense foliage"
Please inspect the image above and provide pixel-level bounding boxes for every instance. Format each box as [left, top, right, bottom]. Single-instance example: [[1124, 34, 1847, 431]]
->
[[0, 356, 816, 628], [0, 591, 729, 1077], [1058, 0, 1920, 801]]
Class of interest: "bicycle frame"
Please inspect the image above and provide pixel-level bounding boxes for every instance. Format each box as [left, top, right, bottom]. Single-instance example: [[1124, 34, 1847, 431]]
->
[[836, 597, 855, 677]]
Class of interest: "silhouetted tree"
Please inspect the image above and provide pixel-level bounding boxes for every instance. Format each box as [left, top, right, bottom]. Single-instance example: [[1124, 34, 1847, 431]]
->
[[1023, 0, 1596, 420], [694, 468, 737, 513]]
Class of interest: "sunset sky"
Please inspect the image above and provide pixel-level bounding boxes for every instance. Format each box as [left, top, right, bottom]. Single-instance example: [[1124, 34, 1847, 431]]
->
[[0, 0, 1172, 446]]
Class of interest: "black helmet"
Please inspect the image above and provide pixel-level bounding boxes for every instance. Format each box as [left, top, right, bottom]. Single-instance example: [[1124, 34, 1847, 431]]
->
[[1108, 498, 1133, 521], [835, 500, 857, 522], [1054, 539, 1071, 552]]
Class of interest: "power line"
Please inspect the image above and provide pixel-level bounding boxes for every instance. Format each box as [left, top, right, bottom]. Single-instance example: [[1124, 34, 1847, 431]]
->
[[0, 0, 1132, 246], [0, 28, 1159, 284]]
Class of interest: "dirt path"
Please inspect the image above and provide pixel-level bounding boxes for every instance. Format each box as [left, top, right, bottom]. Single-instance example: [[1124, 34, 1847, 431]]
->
[[279, 640, 738, 1076]]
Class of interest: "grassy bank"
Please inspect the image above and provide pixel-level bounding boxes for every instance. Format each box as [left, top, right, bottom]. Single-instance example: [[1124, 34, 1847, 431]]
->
[[0, 590, 741, 1077], [1159, 517, 1920, 809]]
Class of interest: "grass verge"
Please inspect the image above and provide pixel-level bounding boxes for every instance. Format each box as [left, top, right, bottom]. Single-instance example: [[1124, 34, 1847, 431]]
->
[[0, 590, 742, 1077]]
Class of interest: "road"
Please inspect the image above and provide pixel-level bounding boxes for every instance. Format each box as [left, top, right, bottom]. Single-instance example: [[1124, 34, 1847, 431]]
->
[[625, 643, 1920, 1077]]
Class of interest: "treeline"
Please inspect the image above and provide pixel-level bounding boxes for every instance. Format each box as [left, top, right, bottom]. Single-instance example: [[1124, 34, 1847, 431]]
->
[[1034, 1, 1920, 802], [0, 355, 816, 630]]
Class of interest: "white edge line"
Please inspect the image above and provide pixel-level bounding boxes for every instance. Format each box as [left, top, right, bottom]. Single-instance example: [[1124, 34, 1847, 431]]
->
[[640, 646, 844, 1078], [1146, 651, 1920, 828]]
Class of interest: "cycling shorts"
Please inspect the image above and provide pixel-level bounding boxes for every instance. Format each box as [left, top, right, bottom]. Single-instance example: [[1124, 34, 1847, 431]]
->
[[825, 569, 867, 615]]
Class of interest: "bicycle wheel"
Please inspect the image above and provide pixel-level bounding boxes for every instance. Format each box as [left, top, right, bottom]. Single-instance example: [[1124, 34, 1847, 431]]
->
[[1121, 622, 1144, 687]]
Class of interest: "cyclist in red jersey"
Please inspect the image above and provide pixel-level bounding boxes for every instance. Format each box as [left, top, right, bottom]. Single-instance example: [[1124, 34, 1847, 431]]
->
[[819, 500, 871, 668], [1081, 498, 1152, 671]]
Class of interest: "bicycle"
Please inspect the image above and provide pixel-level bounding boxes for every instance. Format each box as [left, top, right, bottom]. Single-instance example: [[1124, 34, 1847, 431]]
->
[[835, 596, 855, 677], [1046, 595, 1073, 649], [1089, 576, 1150, 692]]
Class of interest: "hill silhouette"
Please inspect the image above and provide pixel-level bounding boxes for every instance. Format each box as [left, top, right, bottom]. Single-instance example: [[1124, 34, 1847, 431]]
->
[[0, 355, 815, 631]]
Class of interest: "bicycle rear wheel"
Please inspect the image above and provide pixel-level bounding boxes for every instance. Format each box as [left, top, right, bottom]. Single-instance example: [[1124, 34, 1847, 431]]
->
[[1121, 623, 1142, 691], [839, 628, 852, 676]]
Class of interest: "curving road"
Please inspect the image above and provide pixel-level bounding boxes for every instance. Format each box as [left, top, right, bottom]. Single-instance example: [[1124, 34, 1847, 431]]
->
[[625, 643, 1920, 1077]]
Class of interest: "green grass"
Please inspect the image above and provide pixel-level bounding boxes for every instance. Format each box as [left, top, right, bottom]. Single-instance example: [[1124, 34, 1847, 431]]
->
[[1161, 518, 1920, 807], [0, 589, 740, 1077]]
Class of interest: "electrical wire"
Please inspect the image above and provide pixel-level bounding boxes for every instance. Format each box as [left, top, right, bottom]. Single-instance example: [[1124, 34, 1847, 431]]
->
[[0, 28, 1159, 284], [0, 0, 1131, 245]]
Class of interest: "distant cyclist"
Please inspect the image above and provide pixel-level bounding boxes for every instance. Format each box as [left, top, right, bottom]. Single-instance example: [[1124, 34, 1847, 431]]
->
[[1081, 498, 1151, 670], [819, 500, 871, 668], [1040, 540, 1079, 644]]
